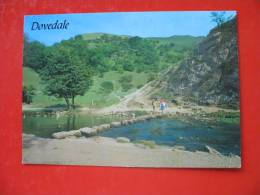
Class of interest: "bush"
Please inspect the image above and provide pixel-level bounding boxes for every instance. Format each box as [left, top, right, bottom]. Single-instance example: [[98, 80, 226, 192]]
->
[[137, 84, 143, 89], [23, 85, 36, 104], [121, 82, 133, 92], [123, 62, 134, 71], [119, 75, 133, 83], [100, 81, 114, 94], [147, 73, 157, 82]]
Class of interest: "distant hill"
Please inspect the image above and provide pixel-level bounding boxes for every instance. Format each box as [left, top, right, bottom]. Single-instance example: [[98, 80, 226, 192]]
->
[[148, 35, 204, 50], [80, 33, 204, 70], [82, 33, 129, 40], [82, 33, 204, 50]]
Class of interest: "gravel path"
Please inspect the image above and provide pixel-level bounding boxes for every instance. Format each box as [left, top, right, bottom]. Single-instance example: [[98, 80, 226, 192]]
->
[[23, 134, 241, 168]]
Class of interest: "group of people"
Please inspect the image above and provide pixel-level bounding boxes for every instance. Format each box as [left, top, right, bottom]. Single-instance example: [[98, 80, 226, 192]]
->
[[152, 98, 167, 113]]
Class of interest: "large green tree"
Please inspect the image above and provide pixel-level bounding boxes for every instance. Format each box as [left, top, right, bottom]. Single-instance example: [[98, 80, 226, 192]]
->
[[40, 45, 93, 109]]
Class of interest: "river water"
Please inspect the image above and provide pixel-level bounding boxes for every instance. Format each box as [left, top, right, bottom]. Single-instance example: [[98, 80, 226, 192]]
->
[[98, 118, 240, 155], [23, 111, 127, 138], [23, 112, 240, 156]]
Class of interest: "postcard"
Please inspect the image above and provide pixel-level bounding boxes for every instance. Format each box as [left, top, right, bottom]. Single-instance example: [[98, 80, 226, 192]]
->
[[22, 11, 240, 168]]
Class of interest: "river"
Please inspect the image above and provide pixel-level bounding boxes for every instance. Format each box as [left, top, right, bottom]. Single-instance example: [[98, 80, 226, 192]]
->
[[23, 111, 240, 156]]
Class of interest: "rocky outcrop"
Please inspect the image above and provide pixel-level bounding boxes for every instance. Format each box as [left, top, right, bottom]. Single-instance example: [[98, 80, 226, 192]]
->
[[164, 17, 239, 108]]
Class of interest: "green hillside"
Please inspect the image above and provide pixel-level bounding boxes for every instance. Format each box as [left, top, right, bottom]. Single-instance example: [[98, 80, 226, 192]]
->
[[23, 32, 203, 109], [83, 33, 204, 50], [82, 33, 129, 40], [23, 67, 41, 87], [23, 67, 150, 108]]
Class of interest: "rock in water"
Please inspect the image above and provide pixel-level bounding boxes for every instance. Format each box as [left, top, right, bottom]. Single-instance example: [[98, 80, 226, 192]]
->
[[110, 121, 121, 127], [116, 137, 130, 143], [205, 145, 221, 155], [52, 130, 81, 139], [79, 127, 97, 136], [93, 124, 110, 132]]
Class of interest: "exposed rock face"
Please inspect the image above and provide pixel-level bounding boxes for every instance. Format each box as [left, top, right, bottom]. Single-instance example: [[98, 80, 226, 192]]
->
[[165, 18, 239, 108]]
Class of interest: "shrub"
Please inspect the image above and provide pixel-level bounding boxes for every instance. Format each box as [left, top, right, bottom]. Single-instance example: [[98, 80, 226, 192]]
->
[[100, 81, 114, 94], [137, 84, 143, 89], [147, 73, 157, 82], [119, 75, 133, 83], [23, 85, 36, 104], [121, 82, 133, 92]]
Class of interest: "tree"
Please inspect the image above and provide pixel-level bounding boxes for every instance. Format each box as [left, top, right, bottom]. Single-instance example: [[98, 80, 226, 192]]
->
[[40, 46, 93, 109], [23, 85, 35, 104], [210, 12, 233, 27], [23, 35, 47, 71]]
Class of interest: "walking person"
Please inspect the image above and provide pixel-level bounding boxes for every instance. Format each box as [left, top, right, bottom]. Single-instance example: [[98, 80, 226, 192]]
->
[[160, 99, 166, 113]]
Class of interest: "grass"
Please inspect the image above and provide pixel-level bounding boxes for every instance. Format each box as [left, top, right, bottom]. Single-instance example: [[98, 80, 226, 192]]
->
[[23, 67, 150, 108], [206, 111, 240, 124], [23, 67, 63, 107], [23, 67, 41, 87]]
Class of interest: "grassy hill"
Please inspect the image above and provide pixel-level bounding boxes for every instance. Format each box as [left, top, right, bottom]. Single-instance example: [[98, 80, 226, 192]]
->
[[23, 67, 150, 108], [83, 33, 204, 50], [82, 33, 129, 40], [148, 35, 204, 50], [23, 33, 204, 109]]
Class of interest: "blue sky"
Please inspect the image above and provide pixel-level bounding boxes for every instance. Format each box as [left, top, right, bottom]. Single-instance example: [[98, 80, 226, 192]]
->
[[24, 11, 236, 46]]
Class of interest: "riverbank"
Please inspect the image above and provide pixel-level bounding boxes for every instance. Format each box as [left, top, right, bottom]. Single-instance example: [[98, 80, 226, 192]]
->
[[23, 134, 241, 168]]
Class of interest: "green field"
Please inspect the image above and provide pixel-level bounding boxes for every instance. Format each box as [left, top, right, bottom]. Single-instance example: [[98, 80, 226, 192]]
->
[[23, 67, 150, 108]]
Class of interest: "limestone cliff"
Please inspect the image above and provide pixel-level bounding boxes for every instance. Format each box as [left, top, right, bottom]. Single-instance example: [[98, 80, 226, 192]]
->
[[164, 17, 239, 108]]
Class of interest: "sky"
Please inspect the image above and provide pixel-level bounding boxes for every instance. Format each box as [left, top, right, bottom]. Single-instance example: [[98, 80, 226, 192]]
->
[[24, 11, 236, 46]]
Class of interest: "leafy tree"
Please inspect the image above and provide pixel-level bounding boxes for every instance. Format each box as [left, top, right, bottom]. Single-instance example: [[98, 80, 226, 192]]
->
[[23, 85, 35, 104], [122, 59, 135, 71], [40, 46, 93, 109], [23, 35, 47, 71], [128, 36, 142, 48], [210, 12, 233, 27]]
